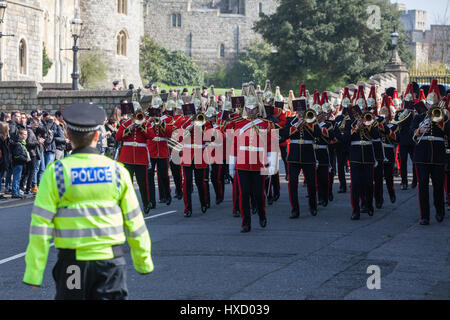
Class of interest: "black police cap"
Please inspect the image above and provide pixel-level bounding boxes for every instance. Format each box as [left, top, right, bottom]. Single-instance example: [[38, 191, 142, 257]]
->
[[62, 103, 106, 132]]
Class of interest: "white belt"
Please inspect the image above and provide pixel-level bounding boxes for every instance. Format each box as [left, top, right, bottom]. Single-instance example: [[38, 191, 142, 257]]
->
[[421, 136, 444, 142], [184, 144, 207, 149], [152, 137, 167, 142], [240, 146, 265, 152], [383, 143, 394, 148], [315, 145, 328, 150], [351, 141, 372, 146], [290, 140, 314, 145], [123, 142, 147, 147], [372, 139, 381, 142]]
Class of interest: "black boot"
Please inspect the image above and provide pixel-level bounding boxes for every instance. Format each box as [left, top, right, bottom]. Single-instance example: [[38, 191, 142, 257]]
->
[[419, 218, 429, 225], [390, 193, 396, 203], [259, 217, 267, 228], [241, 225, 251, 233], [233, 210, 240, 218], [184, 210, 192, 218], [351, 211, 360, 220], [290, 209, 299, 219]]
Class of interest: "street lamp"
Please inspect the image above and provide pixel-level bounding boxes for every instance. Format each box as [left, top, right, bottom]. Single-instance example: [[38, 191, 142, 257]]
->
[[70, 11, 83, 90], [391, 25, 399, 47], [0, 0, 14, 81]]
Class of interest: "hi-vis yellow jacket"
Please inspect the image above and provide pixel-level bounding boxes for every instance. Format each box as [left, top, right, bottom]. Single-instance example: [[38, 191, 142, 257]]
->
[[23, 150, 154, 286]]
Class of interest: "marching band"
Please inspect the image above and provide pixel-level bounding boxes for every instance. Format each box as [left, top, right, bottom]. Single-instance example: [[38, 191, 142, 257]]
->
[[115, 79, 450, 232]]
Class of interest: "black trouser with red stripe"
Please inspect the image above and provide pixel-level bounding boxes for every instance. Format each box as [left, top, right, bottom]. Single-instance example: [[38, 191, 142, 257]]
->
[[265, 173, 280, 199], [373, 161, 384, 205], [399, 145, 417, 186], [237, 170, 266, 228], [280, 145, 288, 177], [182, 163, 210, 213], [124, 164, 149, 209], [148, 158, 171, 204], [211, 164, 225, 201], [350, 163, 374, 214], [336, 148, 349, 191], [317, 165, 329, 204], [416, 163, 445, 220], [170, 160, 183, 196], [288, 163, 317, 212]]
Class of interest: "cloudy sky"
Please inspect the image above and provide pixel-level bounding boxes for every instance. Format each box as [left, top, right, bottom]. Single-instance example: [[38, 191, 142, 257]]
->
[[390, 0, 450, 28]]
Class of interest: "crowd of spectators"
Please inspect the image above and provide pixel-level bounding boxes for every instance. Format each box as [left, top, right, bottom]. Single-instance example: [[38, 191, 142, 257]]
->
[[0, 107, 122, 199]]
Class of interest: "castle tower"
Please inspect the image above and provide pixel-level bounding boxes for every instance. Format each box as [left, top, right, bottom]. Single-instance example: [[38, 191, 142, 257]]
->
[[79, 0, 144, 89]]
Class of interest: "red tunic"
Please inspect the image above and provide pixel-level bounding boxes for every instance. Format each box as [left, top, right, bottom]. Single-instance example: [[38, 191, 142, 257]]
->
[[146, 115, 174, 159], [172, 115, 213, 168], [232, 118, 276, 171], [116, 119, 152, 166]]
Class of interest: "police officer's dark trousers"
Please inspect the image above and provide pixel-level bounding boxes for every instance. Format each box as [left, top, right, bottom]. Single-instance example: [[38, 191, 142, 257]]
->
[[383, 162, 395, 199], [288, 163, 317, 212], [148, 158, 170, 204], [124, 164, 149, 209], [237, 170, 266, 227], [350, 163, 374, 213], [53, 247, 127, 300], [416, 163, 445, 220], [182, 162, 210, 212]]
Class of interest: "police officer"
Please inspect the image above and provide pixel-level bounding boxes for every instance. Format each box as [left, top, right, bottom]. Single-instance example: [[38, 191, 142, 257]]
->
[[23, 103, 154, 299]]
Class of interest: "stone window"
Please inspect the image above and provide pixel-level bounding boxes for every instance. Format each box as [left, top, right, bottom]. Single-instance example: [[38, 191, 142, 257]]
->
[[172, 14, 181, 27], [117, 30, 127, 56], [19, 39, 27, 75], [118, 0, 127, 15], [220, 44, 225, 58]]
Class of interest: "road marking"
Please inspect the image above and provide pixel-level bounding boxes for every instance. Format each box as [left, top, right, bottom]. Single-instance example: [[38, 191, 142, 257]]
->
[[0, 210, 177, 265]]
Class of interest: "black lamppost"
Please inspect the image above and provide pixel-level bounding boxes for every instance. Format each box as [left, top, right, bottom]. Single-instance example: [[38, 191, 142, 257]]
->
[[0, 0, 15, 81], [70, 11, 83, 90]]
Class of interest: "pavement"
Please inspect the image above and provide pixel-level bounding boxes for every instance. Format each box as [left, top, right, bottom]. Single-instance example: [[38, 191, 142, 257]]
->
[[0, 170, 449, 300]]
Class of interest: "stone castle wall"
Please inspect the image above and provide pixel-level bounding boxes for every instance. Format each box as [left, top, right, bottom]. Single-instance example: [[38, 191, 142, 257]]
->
[[79, 0, 144, 89], [1, 0, 43, 82], [0, 81, 134, 116], [144, 0, 278, 72]]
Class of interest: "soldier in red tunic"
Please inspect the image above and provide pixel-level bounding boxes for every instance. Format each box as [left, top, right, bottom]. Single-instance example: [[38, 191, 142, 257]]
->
[[229, 83, 278, 233], [116, 102, 153, 214], [146, 95, 174, 208], [172, 102, 213, 217]]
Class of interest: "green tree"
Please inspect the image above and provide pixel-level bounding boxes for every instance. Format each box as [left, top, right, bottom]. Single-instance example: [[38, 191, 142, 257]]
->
[[42, 43, 53, 77], [164, 50, 203, 86], [79, 50, 109, 89], [140, 36, 166, 83], [254, 0, 413, 91]]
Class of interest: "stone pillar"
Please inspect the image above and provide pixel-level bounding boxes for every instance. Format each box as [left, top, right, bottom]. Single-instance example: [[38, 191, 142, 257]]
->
[[384, 48, 409, 94]]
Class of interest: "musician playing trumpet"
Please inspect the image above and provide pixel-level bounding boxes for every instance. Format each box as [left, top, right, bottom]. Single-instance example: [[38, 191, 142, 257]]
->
[[146, 94, 174, 209], [410, 80, 450, 225], [340, 85, 380, 220], [116, 101, 153, 214], [172, 101, 213, 218], [280, 84, 323, 219]]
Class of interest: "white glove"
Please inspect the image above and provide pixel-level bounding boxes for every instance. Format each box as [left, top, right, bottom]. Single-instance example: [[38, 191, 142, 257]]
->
[[229, 165, 236, 179], [229, 156, 236, 179], [267, 152, 277, 176]]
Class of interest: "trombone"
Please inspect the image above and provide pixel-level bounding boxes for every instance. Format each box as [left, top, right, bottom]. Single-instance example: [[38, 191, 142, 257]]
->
[[291, 109, 317, 128]]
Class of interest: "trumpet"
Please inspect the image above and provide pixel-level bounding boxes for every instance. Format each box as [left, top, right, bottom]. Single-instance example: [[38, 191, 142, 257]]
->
[[134, 110, 146, 125], [428, 106, 443, 123], [362, 112, 375, 126], [152, 117, 163, 127]]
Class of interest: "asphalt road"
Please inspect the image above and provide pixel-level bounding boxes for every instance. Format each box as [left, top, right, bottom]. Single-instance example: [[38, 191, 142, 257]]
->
[[1, 170, 449, 300]]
